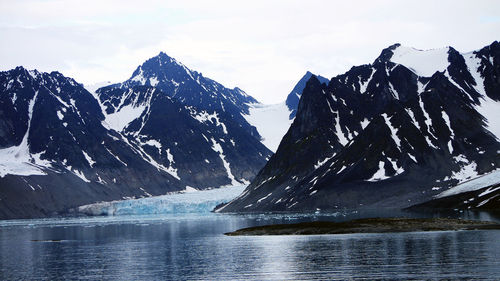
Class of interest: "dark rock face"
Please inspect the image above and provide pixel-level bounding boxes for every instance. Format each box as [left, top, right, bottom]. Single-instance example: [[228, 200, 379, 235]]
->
[[0, 53, 271, 219], [285, 71, 329, 119], [218, 41, 500, 213]]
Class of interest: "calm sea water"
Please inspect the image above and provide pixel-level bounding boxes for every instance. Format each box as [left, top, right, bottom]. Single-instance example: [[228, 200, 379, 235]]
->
[[1, 211, 499, 280]]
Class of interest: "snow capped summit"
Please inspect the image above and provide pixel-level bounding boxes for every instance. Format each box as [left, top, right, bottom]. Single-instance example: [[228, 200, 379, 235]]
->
[[111, 51, 258, 117], [389, 45, 451, 77], [127, 51, 196, 88]]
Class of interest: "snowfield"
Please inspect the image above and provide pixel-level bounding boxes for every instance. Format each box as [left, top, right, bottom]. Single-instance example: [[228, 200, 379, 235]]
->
[[390, 46, 450, 77], [243, 102, 293, 152]]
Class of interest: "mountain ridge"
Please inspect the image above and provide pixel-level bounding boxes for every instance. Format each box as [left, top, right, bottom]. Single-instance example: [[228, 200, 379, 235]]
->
[[0, 52, 273, 219], [217, 41, 500, 213]]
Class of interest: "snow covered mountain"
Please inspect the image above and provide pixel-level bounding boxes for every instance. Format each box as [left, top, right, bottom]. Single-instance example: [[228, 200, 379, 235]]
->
[[217, 41, 500, 213], [95, 52, 272, 188], [0, 67, 186, 219], [0, 53, 274, 219], [99, 52, 259, 136]]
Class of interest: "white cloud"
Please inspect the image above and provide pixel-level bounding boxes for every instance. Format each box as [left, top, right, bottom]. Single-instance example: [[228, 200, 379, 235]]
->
[[1, 0, 499, 103]]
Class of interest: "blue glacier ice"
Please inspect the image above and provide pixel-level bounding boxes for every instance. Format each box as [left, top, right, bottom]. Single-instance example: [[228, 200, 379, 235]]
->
[[77, 185, 246, 216]]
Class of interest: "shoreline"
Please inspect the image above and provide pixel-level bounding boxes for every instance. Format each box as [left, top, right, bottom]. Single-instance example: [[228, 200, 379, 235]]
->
[[225, 217, 500, 236]]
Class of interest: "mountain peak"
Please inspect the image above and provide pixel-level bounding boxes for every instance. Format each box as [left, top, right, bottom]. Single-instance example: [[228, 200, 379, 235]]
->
[[125, 51, 195, 88], [219, 41, 500, 214], [285, 71, 329, 119], [389, 45, 451, 77], [375, 43, 452, 66], [155, 51, 181, 65], [373, 43, 401, 64], [10, 66, 38, 78], [14, 65, 27, 72]]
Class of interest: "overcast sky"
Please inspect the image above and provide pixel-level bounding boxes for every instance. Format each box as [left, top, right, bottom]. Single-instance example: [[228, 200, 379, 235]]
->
[[1, 0, 499, 103]]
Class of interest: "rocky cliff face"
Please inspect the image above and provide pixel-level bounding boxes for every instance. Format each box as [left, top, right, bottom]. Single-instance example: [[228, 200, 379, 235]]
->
[[285, 71, 329, 119], [217, 41, 500, 213]]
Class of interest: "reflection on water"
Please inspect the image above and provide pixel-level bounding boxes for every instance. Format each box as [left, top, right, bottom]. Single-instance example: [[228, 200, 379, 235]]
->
[[0, 211, 499, 280]]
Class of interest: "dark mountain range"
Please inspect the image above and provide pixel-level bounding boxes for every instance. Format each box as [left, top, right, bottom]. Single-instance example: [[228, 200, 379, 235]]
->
[[0, 53, 271, 219], [217, 41, 500, 213]]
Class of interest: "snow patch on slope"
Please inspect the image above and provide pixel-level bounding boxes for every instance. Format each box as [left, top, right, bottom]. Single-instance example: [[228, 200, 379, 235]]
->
[[82, 151, 96, 168], [367, 161, 388, 182], [463, 53, 500, 139], [210, 138, 239, 185], [437, 169, 500, 198], [192, 111, 228, 134], [382, 113, 401, 149], [0, 91, 50, 177], [451, 155, 479, 183], [105, 104, 146, 132]]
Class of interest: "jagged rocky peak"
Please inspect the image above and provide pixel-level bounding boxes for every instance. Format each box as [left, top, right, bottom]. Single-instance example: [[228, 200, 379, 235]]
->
[[128, 51, 196, 88], [218, 41, 500, 213], [286, 71, 330, 119], [0, 53, 274, 220], [99, 51, 258, 116], [0, 66, 102, 149]]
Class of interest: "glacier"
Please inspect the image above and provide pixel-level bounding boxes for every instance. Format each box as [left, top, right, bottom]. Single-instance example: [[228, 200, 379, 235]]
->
[[243, 102, 293, 152], [77, 185, 246, 216]]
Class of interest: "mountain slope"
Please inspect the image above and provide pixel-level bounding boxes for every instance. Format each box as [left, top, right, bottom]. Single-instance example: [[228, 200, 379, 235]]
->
[[95, 53, 272, 188], [0, 67, 184, 219], [100, 52, 260, 137], [218, 41, 500, 213], [407, 170, 500, 211]]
